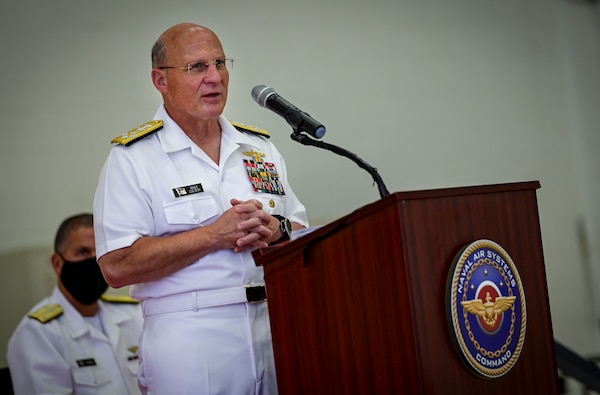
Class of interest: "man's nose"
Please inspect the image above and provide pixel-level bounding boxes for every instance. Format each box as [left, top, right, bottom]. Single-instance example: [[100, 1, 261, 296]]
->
[[203, 63, 223, 81]]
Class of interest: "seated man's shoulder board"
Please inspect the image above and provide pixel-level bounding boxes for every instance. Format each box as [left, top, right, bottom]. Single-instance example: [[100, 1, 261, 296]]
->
[[100, 294, 140, 304], [27, 303, 63, 324], [111, 120, 164, 146], [230, 121, 270, 139]]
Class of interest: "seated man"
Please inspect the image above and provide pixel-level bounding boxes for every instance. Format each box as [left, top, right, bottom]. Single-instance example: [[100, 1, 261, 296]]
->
[[7, 213, 143, 395]]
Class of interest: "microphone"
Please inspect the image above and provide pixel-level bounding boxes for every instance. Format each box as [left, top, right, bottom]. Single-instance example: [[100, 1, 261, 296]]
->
[[251, 85, 326, 139]]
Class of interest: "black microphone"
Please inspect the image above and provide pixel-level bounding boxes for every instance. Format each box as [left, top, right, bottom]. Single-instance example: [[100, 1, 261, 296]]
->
[[251, 85, 326, 139]]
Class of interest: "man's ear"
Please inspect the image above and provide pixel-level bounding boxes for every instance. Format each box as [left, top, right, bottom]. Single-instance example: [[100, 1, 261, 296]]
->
[[151, 68, 168, 93], [51, 252, 62, 276]]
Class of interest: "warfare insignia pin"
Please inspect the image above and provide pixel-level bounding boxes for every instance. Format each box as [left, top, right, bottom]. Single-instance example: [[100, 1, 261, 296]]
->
[[127, 346, 139, 361], [446, 239, 527, 378]]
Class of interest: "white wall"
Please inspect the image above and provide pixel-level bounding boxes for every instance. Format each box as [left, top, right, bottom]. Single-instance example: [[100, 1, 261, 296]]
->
[[1, 0, 599, 371]]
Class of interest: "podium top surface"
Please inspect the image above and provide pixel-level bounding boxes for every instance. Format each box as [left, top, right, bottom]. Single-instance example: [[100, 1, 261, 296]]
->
[[390, 180, 540, 201], [254, 180, 540, 264]]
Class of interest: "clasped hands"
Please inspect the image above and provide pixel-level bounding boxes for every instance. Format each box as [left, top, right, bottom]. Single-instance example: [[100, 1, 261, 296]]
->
[[216, 198, 280, 252]]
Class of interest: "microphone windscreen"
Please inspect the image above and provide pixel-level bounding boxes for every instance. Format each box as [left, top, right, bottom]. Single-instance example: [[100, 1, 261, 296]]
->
[[251, 85, 275, 107]]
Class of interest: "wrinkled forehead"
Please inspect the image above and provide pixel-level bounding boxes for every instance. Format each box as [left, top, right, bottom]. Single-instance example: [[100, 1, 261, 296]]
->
[[63, 226, 95, 254], [164, 27, 225, 62]]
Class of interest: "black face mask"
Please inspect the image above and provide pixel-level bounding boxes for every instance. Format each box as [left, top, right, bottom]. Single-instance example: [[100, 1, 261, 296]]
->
[[59, 256, 108, 305]]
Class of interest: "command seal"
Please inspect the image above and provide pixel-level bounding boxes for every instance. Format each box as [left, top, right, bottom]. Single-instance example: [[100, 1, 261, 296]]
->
[[446, 239, 527, 378]]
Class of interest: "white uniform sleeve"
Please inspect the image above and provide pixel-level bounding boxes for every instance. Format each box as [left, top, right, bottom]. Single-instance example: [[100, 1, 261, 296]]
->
[[94, 146, 155, 259]]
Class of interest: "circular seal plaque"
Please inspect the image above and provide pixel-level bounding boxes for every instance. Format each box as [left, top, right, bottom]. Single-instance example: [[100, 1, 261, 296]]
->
[[446, 239, 527, 378]]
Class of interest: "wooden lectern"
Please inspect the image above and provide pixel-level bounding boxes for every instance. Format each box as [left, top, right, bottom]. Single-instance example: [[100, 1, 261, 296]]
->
[[253, 181, 560, 394]]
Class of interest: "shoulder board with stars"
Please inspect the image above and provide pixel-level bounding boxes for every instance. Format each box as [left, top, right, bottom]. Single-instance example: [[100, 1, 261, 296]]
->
[[230, 121, 270, 138], [27, 303, 63, 324], [111, 120, 164, 146], [100, 294, 140, 304]]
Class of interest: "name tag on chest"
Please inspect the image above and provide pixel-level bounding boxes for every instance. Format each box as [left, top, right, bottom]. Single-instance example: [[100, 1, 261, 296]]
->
[[76, 358, 97, 367], [173, 183, 204, 198]]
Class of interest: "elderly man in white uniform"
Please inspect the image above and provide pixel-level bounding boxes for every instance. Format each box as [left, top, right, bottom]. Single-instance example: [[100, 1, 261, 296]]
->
[[7, 213, 143, 395], [93, 23, 308, 395]]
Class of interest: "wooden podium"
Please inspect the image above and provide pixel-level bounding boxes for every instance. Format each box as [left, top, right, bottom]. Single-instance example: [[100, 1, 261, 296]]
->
[[254, 181, 560, 394]]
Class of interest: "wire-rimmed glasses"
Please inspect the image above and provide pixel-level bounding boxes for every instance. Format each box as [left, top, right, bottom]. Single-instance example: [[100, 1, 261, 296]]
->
[[158, 58, 234, 75]]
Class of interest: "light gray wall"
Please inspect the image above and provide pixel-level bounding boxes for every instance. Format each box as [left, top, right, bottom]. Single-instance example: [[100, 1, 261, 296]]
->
[[1, 0, 599, 369]]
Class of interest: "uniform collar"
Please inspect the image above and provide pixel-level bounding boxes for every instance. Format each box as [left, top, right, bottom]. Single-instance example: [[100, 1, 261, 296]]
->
[[50, 287, 95, 339], [50, 287, 132, 340], [152, 105, 262, 154], [98, 299, 135, 327], [153, 105, 194, 154]]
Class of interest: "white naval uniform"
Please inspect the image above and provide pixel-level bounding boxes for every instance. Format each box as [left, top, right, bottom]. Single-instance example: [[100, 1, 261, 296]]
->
[[7, 286, 143, 395], [93, 105, 309, 395]]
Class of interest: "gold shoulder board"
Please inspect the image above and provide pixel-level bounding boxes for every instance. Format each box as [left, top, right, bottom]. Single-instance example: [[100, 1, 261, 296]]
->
[[100, 294, 140, 304], [111, 120, 164, 146], [28, 303, 63, 324], [230, 121, 270, 138]]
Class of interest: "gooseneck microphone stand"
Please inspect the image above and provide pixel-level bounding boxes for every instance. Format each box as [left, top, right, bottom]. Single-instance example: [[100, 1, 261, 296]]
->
[[290, 131, 390, 199]]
